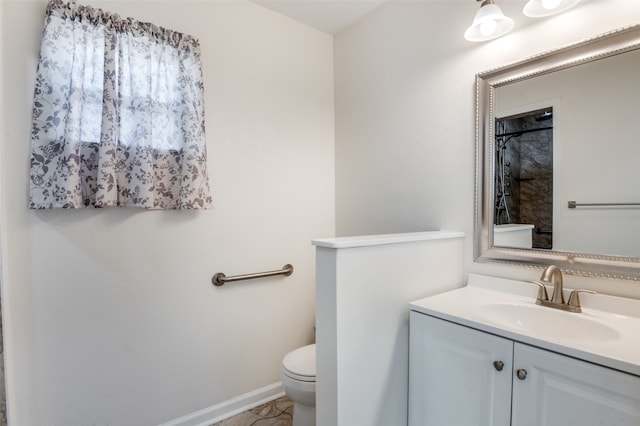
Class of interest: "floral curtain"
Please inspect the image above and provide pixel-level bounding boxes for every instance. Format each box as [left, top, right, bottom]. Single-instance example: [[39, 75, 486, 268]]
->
[[29, 0, 212, 209]]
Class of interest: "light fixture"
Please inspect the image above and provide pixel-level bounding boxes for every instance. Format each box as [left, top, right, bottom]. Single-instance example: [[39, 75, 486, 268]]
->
[[465, 0, 514, 42], [523, 0, 580, 17]]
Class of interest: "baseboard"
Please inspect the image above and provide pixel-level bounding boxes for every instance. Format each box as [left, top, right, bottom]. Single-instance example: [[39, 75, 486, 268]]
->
[[160, 382, 285, 426]]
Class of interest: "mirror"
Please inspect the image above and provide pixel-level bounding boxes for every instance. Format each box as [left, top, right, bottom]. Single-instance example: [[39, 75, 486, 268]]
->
[[474, 24, 640, 280]]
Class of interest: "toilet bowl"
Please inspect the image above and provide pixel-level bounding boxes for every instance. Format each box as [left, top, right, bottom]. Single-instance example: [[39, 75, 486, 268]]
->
[[281, 344, 316, 426]]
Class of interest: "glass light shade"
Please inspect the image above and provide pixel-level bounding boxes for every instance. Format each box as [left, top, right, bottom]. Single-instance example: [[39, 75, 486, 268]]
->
[[464, 3, 514, 42], [523, 0, 580, 17]]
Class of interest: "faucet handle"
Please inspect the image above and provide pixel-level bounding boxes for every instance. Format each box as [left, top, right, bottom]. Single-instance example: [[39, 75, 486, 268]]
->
[[567, 289, 597, 312], [525, 280, 549, 303]]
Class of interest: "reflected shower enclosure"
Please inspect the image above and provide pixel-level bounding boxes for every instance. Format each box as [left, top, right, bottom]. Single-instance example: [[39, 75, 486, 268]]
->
[[495, 108, 553, 249]]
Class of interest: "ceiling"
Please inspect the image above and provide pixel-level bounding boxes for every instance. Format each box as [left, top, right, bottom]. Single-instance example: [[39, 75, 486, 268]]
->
[[252, 0, 389, 35]]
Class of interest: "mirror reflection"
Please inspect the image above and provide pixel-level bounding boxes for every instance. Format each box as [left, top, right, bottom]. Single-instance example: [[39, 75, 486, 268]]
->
[[494, 108, 553, 250], [492, 48, 640, 258]]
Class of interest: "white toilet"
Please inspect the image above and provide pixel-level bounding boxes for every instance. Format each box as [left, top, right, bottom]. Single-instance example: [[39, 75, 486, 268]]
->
[[281, 344, 316, 426]]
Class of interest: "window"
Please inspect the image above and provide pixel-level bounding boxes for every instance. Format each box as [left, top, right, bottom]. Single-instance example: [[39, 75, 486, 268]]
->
[[29, 0, 212, 209]]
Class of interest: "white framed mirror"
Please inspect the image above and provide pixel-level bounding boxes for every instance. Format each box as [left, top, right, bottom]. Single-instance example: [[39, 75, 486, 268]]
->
[[474, 24, 640, 280]]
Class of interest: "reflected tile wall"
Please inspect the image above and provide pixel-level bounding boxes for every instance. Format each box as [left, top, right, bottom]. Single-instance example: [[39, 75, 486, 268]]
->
[[499, 112, 553, 249]]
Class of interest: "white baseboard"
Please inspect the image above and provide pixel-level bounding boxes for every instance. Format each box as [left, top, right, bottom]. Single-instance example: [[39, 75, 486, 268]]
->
[[160, 382, 285, 426]]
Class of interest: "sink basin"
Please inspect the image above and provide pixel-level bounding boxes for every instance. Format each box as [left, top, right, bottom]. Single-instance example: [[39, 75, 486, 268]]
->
[[410, 274, 640, 376], [476, 303, 621, 342]]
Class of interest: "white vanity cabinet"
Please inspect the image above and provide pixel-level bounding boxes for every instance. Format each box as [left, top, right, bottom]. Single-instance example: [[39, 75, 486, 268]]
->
[[408, 312, 512, 425], [409, 312, 640, 426], [512, 343, 640, 426]]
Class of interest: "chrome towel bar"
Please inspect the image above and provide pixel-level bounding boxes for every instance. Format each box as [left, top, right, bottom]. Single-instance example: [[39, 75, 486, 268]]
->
[[568, 201, 640, 209], [212, 264, 293, 286]]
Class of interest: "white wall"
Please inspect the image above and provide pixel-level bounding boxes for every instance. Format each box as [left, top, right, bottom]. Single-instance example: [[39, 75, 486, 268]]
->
[[0, 1, 334, 425], [314, 232, 465, 426], [334, 0, 640, 297]]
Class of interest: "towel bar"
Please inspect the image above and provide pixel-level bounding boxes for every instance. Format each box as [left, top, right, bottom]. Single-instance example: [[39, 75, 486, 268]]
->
[[568, 201, 640, 208]]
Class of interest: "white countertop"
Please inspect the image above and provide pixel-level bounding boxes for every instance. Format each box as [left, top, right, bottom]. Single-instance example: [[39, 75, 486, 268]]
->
[[312, 231, 465, 249], [410, 273, 640, 376]]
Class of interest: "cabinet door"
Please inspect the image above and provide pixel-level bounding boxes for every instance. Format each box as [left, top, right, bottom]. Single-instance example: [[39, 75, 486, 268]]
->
[[512, 343, 640, 426], [408, 312, 513, 426]]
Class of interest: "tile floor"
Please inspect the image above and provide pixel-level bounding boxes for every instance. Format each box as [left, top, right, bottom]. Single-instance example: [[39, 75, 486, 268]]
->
[[211, 397, 293, 426]]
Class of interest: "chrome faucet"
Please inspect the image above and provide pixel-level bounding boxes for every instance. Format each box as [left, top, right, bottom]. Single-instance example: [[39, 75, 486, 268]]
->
[[526, 265, 596, 313]]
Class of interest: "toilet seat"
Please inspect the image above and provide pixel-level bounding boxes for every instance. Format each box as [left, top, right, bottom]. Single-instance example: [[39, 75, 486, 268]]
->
[[282, 344, 316, 382]]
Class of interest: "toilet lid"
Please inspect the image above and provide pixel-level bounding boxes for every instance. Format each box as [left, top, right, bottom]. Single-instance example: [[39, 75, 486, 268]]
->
[[282, 344, 316, 381]]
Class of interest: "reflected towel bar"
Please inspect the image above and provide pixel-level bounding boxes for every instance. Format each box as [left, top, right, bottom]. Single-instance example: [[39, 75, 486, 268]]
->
[[568, 201, 640, 209], [212, 264, 294, 286]]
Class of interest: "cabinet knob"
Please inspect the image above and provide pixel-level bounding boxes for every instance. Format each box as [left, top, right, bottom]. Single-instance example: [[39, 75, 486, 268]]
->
[[493, 361, 504, 371], [516, 369, 527, 380]]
